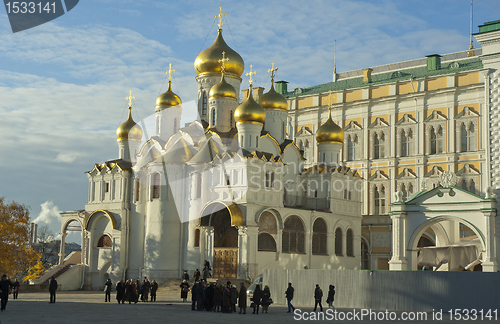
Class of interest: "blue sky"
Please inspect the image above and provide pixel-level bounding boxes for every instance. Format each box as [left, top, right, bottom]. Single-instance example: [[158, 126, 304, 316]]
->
[[0, 0, 498, 242]]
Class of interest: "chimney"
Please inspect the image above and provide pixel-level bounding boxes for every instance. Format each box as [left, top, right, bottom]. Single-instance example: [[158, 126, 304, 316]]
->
[[275, 81, 288, 95], [426, 54, 441, 71], [253, 87, 264, 101], [241, 89, 250, 100], [363, 68, 372, 83]]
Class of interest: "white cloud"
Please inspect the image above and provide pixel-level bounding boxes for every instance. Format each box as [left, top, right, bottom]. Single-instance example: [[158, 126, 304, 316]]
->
[[55, 152, 81, 163], [32, 200, 62, 225]]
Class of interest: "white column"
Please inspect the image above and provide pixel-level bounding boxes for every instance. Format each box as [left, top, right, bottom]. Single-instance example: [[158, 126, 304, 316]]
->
[[206, 227, 214, 265], [58, 232, 67, 265], [237, 227, 248, 278], [482, 211, 499, 272], [389, 210, 408, 270]]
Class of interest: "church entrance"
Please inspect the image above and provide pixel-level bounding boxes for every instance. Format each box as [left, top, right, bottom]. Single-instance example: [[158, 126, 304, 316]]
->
[[201, 202, 242, 278], [211, 207, 238, 278]]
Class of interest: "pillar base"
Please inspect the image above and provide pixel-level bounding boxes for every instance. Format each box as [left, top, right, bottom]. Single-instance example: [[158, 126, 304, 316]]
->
[[388, 258, 408, 271]]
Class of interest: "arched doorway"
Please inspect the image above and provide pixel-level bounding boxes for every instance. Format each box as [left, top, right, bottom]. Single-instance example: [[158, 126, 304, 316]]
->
[[200, 202, 244, 278]]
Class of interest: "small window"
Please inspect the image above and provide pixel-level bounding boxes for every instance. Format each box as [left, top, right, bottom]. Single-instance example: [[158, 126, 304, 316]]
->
[[211, 109, 216, 126], [152, 173, 161, 199], [97, 235, 112, 248], [135, 180, 140, 202], [105, 182, 110, 193], [346, 229, 354, 257], [335, 228, 343, 256], [194, 228, 200, 247], [202, 92, 207, 115], [265, 171, 274, 188]]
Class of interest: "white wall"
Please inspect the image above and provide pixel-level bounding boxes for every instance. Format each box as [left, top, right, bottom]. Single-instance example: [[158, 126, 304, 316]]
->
[[264, 269, 500, 311]]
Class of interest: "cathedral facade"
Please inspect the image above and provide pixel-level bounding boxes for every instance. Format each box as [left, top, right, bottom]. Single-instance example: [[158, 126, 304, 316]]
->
[[60, 21, 362, 289]]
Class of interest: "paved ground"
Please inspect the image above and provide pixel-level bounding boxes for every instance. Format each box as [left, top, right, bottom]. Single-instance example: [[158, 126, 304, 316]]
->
[[0, 291, 495, 323]]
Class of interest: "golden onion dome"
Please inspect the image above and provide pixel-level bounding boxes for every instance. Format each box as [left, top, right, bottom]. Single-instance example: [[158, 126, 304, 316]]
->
[[315, 111, 344, 144], [234, 85, 266, 124], [258, 81, 288, 111], [117, 107, 143, 141], [209, 74, 237, 100], [194, 29, 244, 77], [156, 81, 182, 108]]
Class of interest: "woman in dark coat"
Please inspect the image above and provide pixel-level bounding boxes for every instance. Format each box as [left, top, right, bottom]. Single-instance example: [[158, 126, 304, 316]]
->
[[261, 285, 271, 313], [230, 285, 238, 313], [180, 280, 190, 302], [213, 282, 222, 312], [222, 282, 231, 313], [251, 284, 262, 314], [326, 285, 335, 309], [238, 282, 247, 314]]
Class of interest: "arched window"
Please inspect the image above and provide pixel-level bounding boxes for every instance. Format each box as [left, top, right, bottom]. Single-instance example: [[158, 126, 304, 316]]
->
[[258, 212, 277, 234], [258, 233, 277, 251], [361, 241, 369, 270], [202, 92, 207, 115], [374, 186, 386, 215], [211, 109, 216, 126], [97, 234, 112, 248], [461, 122, 475, 152], [431, 126, 444, 154], [347, 134, 358, 161], [194, 228, 200, 247], [335, 228, 343, 256], [230, 110, 233, 127], [401, 129, 412, 157], [151, 173, 161, 199], [282, 216, 305, 253], [312, 218, 327, 255], [374, 133, 385, 159], [346, 229, 354, 257], [461, 179, 468, 190]]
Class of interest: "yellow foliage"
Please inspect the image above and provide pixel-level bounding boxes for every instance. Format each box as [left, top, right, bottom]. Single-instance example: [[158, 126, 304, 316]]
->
[[0, 197, 40, 278], [23, 258, 45, 282]]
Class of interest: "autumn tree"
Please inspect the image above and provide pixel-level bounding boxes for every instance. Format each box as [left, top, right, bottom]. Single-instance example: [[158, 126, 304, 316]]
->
[[0, 197, 42, 280]]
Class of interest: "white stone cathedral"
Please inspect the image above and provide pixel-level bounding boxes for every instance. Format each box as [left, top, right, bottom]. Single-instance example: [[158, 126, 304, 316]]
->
[[60, 20, 363, 289]]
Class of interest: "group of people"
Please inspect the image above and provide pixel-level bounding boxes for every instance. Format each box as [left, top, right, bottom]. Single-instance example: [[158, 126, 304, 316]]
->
[[249, 284, 272, 314], [0, 274, 32, 311], [114, 277, 159, 304], [184, 279, 249, 314], [284, 282, 336, 313]]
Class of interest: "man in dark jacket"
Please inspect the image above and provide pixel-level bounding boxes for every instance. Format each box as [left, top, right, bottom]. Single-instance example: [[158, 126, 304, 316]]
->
[[142, 278, 151, 302], [230, 284, 238, 313], [116, 279, 125, 304], [49, 276, 58, 303], [104, 278, 112, 302], [150, 279, 158, 302], [313, 284, 323, 312], [238, 282, 247, 314], [191, 282, 198, 310], [12, 279, 20, 300], [0, 274, 11, 311], [285, 282, 295, 313], [194, 269, 200, 282]]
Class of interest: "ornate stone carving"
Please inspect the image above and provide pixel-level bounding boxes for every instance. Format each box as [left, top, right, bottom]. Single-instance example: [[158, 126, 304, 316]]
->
[[439, 171, 457, 188]]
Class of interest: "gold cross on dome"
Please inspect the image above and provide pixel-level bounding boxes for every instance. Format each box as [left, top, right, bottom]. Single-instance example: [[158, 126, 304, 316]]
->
[[214, 5, 227, 29], [246, 64, 256, 86], [268, 62, 278, 81], [126, 90, 135, 107], [218, 51, 229, 73], [166, 63, 175, 82]]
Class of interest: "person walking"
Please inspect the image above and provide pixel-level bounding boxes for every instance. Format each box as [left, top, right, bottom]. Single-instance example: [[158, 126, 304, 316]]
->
[[0, 274, 11, 311], [313, 284, 323, 312], [49, 276, 58, 303], [202, 266, 210, 282], [251, 284, 262, 314], [104, 278, 112, 302], [326, 285, 335, 309], [194, 269, 200, 282], [285, 282, 295, 313], [182, 271, 190, 282], [180, 279, 190, 302], [12, 279, 19, 300], [116, 279, 125, 304], [150, 279, 158, 302], [238, 282, 247, 314], [261, 285, 271, 313]]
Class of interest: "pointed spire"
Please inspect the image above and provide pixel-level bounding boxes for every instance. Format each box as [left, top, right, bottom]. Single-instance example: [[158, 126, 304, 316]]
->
[[467, 0, 475, 57]]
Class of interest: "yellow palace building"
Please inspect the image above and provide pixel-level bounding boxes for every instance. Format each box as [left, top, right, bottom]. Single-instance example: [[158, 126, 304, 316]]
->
[[281, 20, 500, 270]]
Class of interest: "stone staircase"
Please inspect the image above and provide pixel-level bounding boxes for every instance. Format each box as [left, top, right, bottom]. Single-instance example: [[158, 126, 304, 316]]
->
[[39, 264, 72, 289]]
